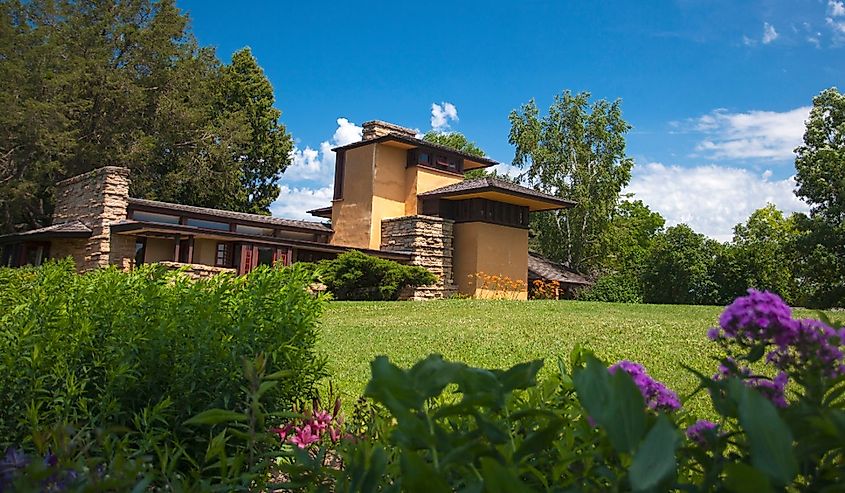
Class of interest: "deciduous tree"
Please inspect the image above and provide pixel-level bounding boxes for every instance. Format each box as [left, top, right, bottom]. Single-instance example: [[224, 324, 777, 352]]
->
[[509, 91, 634, 273]]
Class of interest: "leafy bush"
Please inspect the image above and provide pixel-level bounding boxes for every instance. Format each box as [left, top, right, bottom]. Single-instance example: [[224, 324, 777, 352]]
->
[[278, 289, 845, 491], [579, 271, 643, 303], [317, 250, 436, 301], [0, 260, 326, 470]]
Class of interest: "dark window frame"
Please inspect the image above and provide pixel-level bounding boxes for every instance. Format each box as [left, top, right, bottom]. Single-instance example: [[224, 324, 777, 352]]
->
[[333, 150, 346, 200]]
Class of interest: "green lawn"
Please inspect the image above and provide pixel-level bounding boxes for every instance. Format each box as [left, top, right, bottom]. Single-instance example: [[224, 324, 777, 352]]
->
[[317, 299, 833, 417]]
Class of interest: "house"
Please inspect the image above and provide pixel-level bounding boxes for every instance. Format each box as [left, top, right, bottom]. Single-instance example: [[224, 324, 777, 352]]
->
[[527, 252, 592, 299], [0, 120, 576, 298]]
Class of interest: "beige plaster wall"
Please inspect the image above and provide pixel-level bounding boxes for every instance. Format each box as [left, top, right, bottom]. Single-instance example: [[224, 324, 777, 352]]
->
[[330, 145, 375, 249], [191, 238, 218, 266], [453, 222, 529, 300], [369, 145, 409, 249], [144, 238, 175, 263]]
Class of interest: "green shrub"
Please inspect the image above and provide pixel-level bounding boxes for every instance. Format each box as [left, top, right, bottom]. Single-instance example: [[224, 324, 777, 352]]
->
[[317, 250, 436, 301], [579, 271, 643, 303], [0, 260, 326, 464]]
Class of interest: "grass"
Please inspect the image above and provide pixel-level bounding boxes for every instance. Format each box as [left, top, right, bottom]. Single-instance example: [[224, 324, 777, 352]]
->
[[317, 299, 833, 417]]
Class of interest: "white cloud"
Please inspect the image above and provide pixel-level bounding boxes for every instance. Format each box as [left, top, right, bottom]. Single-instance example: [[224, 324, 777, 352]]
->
[[286, 118, 362, 181], [692, 106, 810, 161], [431, 102, 458, 131], [270, 185, 334, 221], [625, 162, 808, 242], [762, 22, 779, 44], [829, 0, 845, 17]]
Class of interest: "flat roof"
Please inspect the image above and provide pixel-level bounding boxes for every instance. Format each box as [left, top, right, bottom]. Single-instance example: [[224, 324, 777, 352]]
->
[[417, 177, 576, 212], [128, 198, 331, 234], [0, 221, 92, 243], [332, 134, 499, 170], [306, 206, 333, 219]]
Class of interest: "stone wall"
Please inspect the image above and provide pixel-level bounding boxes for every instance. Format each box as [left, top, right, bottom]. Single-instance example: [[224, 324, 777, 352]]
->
[[361, 120, 417, 141], [53, 166, 132, 271], [158, 261, 237, 279], [380, 215, 456, 300]]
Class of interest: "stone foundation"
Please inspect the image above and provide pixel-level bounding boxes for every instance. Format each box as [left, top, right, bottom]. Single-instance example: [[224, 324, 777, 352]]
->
[[380, 215, 456, 300], [158, 261, 237, 279]]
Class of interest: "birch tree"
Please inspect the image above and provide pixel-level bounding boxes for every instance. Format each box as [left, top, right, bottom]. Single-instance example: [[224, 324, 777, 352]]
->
[[508, 91, 633, 273]]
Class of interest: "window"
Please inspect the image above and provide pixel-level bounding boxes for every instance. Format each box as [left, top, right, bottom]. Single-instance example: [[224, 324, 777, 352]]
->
[[215, 243, 230, 267], [333, 151, 346, 200], [132, 211, 180, 224], [186, 218, 230, 231], [235, 224, 274, 236], [134, 237, 147, 266], [407, 148, 464, 173]]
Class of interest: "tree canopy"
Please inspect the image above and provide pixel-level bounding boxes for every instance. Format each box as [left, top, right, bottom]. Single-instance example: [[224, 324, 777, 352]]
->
[[0, 0, 292, 233], [509, 91, 634, 273]]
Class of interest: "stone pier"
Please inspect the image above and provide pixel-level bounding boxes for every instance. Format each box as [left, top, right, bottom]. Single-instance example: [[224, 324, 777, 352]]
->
[[380, 215, 456, 300]]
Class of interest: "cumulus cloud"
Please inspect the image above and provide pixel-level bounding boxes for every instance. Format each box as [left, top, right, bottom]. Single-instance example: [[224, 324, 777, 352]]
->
[[625, 162, 808, 242], [762, 22, 779, 44], [829, 0, 845, 17], [431, 102, 458, 131], [270, 185, 334, 221], [691, 106, 810, 161], [287, 118, 362, 181]]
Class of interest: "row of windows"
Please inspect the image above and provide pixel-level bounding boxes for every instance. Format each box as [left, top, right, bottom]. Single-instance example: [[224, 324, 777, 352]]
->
[[431, 198, 529, 229], [407, 148, 463, 173], [130, 210, 276, 236]]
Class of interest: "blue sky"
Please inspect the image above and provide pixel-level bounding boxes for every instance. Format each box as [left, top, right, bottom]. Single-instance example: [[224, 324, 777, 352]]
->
[[178, 0, 844, 241]]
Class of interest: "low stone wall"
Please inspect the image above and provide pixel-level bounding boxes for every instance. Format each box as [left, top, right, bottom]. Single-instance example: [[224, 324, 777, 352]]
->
[[158, 261, 236, 279], [380, 215, 456, 300]]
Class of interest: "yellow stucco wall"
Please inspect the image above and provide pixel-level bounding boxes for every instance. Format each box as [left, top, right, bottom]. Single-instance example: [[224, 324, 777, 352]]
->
[[330, 145, 375, 249], [405, 166, 462, 214], [370, 145, 408, 249], [144, 237, 175, 263], [453, 222, 529, 300]]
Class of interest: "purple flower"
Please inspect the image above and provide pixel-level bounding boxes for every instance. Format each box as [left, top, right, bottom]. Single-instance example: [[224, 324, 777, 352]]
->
[[686, 419, 718, 447], [766, 319, 845, 378], [609, 361, 681, 412], [718, 289, 797, 346], [707, 327, 721, 341], [748, 372, 789, 408]]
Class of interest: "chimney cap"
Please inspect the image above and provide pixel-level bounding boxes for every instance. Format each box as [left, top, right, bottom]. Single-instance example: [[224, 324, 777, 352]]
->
[[361, 120, 417, 141]]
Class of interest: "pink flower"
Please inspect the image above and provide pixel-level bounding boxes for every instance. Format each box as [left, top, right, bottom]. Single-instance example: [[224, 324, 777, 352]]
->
[[270, 424, 293, 442], [311, 410, 332, 432], [289, 424, 320, 449]]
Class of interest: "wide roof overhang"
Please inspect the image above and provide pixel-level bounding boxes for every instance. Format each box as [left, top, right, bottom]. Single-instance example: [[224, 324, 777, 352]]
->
[[418, 180, 576, 212], [332, 134, 499, 171], [110, 221, 411, 261]]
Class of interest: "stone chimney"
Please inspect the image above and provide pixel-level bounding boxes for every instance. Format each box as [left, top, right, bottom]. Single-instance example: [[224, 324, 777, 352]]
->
[[53, 166, 132, 270], [361, 120, 417, 141]]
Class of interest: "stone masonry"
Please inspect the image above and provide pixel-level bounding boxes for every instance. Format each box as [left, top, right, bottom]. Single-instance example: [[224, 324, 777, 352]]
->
[[53, 166, 133, 271], [381, 215, 456, 300], [158, 261, 237, 279]]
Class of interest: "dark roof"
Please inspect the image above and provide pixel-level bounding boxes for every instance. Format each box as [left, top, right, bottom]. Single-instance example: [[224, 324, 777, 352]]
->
[[128, 198, 331, 233], [528, 253, 591, 285], [110, 220, 411, 261], [418, 177, 576, 209], [332, 134, 500, 168], [307, 206, 333, 219], [0, 221, 92, 243]]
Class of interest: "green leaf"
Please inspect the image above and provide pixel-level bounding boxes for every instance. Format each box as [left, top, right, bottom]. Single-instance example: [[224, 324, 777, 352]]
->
[[574, 356, 646, 453], [723, 463, 773, 493], [493, 359, 544, 392], [515, 417, 565, 462], [365, 356, 423, 415], [183, 408, 248, 426], [629, 416, 679, 492], [733, 380, 797, 486], [479, 457, 534, 493], [400, 451, 451, 493]]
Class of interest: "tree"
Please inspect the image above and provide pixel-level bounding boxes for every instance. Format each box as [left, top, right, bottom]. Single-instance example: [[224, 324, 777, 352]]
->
[[795, 87, 845, 223], [216, 48, 293, 214], [641, 224, 721, 305], [604, 199, 665, 272], [509, 91, 634, 273], [0, 0, 292, 233], [727, 204, 798, 304]]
